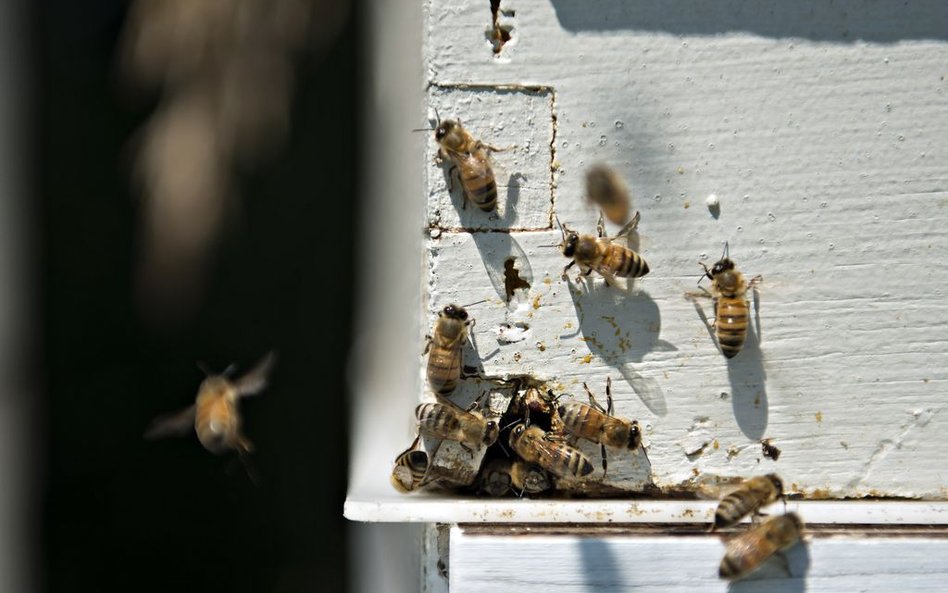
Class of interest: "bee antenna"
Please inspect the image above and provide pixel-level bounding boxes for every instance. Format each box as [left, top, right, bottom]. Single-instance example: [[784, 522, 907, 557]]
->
[[722, 242, 730, 260], [462, 299, 489, 308], [497, 440, 511, 458], [434, 107, 441, 126], [196, 361, 213, 376], [411, 127, 433, 132], [697, 262, 712, 285], [501, 418, 523, 432]]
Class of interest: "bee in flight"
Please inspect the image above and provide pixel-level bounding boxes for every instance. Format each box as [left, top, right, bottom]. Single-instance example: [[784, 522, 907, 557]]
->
[[557, 212, 649, 287], [434, 114, 504, 212], [415, 400, 499, 454], [719, 513, 804, 581], [557, 377, 642, 474], [585, 163, 631, 225], [479, 458, 552, 497], [424, 303, 476, 395], [712, 474, 784, 531], [144, 351, 276, 455], [693, 243, 761, 359], [390, 436, 430, 493], [509, 423, 594, 481]]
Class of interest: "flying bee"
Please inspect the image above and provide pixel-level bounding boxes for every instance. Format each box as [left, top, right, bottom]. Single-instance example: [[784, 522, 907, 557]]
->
[[691, 243, 763, 359], [719, 513, 804, 581], [509, 424, 594, 480], [434, 115, 503, 212], [479, 458, 552, 497], [424, 304, 474, 395], [557, 212, 649, 287], [390, 436, 430, 493], [712, 474, 784, 531], [144, 351, 276, 455], [415, 401, 499, 453], [557, 378, 642, 474], [585, 163, 631, 225]]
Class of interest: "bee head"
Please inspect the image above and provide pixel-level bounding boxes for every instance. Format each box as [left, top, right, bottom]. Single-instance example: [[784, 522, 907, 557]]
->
[[435, 119, 458, 143], [484, 420, 500, 446], [441, 304, 468, 320], [562, 232, 579, 258], [766, 473, 784, 496], [627, 421, 642, 450], [710, 257, 735, 277]]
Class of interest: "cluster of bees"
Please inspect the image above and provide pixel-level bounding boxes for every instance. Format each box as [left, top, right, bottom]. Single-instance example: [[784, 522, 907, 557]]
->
[[393, 115, 795, 580]]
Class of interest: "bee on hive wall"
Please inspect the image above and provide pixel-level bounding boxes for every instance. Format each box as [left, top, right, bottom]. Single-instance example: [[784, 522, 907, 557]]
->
[[415, 401, 500, 453], [144, 351, 276, 455], [424, 304, 474, 395], [434, 115, 503, 212], [585, 163, 631, 225], [712, 474, 784, 531], [390, 436, 430, 493], [557, 213, 649, 287], [508, 424, 594, 480], [719, 513, 804, 581], [479, 458, 551, 497], [557, 378, 641, 474], [693, 243, 761, 359]]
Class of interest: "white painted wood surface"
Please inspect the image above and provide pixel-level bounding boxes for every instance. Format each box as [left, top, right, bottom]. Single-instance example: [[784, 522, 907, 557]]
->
[[347, 0, 948, 519], [449, 525, 948, 593]]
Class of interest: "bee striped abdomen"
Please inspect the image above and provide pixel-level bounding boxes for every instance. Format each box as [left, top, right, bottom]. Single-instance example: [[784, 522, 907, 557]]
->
[[558, 402, 602, 442], [604, 246, 649, 278], [460, 157, 498, 211], [556, 446, 594, 478], [718, 554, 745, 580], [715, 492, 755, 529], [416, 403, 461, 439], [716, 297, 748, 358], [427, 346, 460, 394]]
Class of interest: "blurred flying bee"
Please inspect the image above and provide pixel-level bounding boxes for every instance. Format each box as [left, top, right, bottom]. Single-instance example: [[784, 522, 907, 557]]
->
[[557, 212, 649, 287], [415, 401, 499, 453], [390, 436, 430, 493], [585, 163, 631, 225], [557, 378, 642, 474], [424, 304, 474, 395], [719, 513, 804, 581], [479, 458, 552, 497], [712, 474, 784, 531], [509, 424, 594, 480], [434, 115, 503, 211], [144, 351, 276, 455], [694, 243, 762, 359]]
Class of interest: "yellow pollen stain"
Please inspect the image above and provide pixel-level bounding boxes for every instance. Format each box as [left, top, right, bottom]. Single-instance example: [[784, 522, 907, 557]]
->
[[581, 354, 593, 364], [815, 411, 823, 423], [532, 294, 542, 309]]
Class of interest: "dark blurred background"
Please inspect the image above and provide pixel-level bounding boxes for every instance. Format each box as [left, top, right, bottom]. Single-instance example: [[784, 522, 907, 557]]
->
[[37, 1, 357, 591]]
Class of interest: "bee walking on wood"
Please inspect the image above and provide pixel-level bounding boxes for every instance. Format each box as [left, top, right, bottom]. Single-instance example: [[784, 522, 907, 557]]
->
[[557, 212, 649, 287], [692, 243, 761, 359], [719, 513, 804, 581], [479, 458, 551, 497], [144, 352, 276, 455], [712, 474, 784, 531], [434, 114, 504, 212], [415, 401, 499, 453], [390, 436, 430, 493], [424, 304, 475, 395], [509, 424, 594, 480], [557, 377, 642, 474], [585, 163, 631, 225]]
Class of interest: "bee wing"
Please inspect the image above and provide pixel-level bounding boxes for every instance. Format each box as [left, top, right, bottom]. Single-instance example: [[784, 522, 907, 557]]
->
[[233, 351, 277, 397], [144, 404, 196, 440]]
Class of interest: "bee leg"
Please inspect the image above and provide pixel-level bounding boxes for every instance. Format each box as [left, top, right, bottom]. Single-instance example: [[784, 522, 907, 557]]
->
[[606, 377, 614, 416], [235, 434, 255, 454], [422, 335, 432, 355], [460, 442, 476, 457], [597, 211, 606, 238], [561, 260, 576, 279], [583, 382, 607, 414], [774, 551, 793, 578], [599, 269, 619, 288], [616, 211, 641, 238]]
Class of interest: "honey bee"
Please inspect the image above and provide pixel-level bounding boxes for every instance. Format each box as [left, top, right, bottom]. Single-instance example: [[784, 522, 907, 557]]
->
[[415, 401, 499, 453], [585, 163, 630, 225], [698, 243, 761, 359], [479, 458, 552, 497], [424, 304, 473, 395], [390, 436, 430, 493], [144, 351, 276, 455], [712, 474, 784, 531], [557, 212, 649, 286], [719, 513, 804, 581], [557, 378, 642, 473], [434, 115, 502, 211], [509, 424, 594, 480]]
